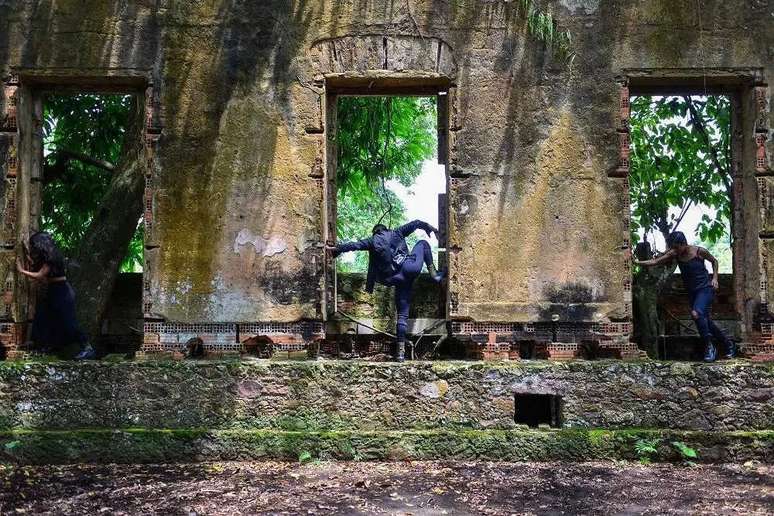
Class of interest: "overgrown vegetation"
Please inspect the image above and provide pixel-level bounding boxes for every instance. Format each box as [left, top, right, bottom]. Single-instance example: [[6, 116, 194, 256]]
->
[[633, 438, 699, 465], [516, 0, 574, 62], [629, 95, 731, 251], [634, 437, 659, 464], [42, 94, 143, 272], [671, 440, 698, 466], [336, 96, 436, 272]]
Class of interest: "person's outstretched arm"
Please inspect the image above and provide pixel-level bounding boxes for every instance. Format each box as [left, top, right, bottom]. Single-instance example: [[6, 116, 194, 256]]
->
[[634, 248, 676, 267], [697, 247, 720, 289], [396, 219, 437, 238], [16, 259, 49, 281], [334, 237, 372, 257]]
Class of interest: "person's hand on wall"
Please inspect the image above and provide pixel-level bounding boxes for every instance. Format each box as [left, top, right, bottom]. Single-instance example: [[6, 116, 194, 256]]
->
[[326, 245, 340, 258]]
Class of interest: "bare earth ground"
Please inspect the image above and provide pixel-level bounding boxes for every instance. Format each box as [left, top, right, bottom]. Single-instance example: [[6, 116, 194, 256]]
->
[[0, 461, 772, 515]]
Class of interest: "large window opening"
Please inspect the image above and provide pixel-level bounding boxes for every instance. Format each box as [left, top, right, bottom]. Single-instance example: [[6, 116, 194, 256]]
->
[[629, 94, 738, 360], [330, 92, 448, 357], [37, 92, 144, 356]]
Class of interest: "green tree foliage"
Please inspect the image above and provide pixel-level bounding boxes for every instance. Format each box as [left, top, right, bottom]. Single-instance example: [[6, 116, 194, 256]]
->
[[42, 94, 143, 272], [699, 237, 732, 273], [629, 95, 731, 249], [335, 96, 436, 272]]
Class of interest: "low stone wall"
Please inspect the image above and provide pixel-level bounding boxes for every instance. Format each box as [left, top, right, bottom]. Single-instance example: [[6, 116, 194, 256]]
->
[[1, 360, 771, 433]]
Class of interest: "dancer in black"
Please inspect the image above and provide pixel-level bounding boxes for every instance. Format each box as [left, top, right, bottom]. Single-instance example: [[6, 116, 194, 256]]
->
[[16, 232, 95, 359], [334, 220, 445, 361]]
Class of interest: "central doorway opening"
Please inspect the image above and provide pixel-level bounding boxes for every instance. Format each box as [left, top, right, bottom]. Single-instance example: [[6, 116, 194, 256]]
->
[[328, 89, 449, 358], [629, 93, 739, 360]]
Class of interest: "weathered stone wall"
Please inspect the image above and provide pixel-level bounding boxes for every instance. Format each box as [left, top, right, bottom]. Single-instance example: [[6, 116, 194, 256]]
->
[[1, 361, 771, 432], [3, 427, 772, 464], [0, 1, 771, 343]]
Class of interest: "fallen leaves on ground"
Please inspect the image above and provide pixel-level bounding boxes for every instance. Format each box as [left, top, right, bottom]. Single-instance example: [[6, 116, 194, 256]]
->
[[0, 461, 771, 515]]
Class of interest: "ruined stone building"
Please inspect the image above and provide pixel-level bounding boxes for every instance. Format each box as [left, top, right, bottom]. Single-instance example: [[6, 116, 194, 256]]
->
[[0, 0, 772, 360]]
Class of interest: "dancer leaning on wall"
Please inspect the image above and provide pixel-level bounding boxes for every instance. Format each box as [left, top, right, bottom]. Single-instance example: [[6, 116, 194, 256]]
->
[[634, 231, 737, 362], [16, 232, 95, 360]]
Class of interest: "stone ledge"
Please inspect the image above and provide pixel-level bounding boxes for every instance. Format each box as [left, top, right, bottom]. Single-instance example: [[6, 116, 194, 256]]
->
[[0, 429, 771, 465], [1, 360, 772, 432]]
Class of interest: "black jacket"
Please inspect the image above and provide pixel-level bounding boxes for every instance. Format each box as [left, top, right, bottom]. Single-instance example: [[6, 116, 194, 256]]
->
[[336, 219, 434, 293]]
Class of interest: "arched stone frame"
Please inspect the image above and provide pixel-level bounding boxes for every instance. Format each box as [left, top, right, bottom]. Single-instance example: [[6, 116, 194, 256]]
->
[[618, 69, 772, 359]]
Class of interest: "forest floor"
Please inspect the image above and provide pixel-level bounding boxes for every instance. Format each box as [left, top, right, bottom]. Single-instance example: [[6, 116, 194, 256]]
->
[[0, 460, 772, 515]]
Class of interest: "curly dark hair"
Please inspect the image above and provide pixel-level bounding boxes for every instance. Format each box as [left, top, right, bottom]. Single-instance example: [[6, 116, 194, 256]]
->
[[28, 232, 65, 272], [667, 231, 688, 248]]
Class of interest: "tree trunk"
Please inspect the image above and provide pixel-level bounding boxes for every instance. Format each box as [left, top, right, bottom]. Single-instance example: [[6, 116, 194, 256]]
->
[[633, 267, 675, 358], [633, 241, 676, 359], [67, 99, 145, 339]]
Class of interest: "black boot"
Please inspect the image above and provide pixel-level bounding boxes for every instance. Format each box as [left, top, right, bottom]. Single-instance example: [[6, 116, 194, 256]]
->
[[722, 339, 738, 359]]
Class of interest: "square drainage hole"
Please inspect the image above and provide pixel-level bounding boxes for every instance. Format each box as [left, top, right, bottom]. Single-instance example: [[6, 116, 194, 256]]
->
[[514, 393, 562, 428]]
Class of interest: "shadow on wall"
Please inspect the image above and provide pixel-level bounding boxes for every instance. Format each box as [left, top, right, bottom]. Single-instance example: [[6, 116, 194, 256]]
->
[[539, 281, 598, 322], [150, 0, 318, 454], [155, 0, 319, 312], [7, 0, 321, 457], [17, 1, 159, 73]]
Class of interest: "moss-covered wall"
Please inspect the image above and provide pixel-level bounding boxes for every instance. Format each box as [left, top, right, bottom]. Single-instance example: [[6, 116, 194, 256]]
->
[[1, 1, 771, 329], [2, 427, 772, 464], [1, 360, 771, 432]]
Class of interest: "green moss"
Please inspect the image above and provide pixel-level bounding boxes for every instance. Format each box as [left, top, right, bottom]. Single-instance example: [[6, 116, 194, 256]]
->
[[274, 409, 354, 432], [638, 0, 699, 64], [1, 428, 770, 465]]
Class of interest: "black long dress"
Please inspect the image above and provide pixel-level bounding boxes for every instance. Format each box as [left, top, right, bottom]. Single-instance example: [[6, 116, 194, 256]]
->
[[30, 259, 87, 351]]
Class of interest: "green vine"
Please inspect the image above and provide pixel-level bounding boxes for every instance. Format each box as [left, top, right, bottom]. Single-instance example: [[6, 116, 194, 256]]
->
[[517, 0, 575, 62]]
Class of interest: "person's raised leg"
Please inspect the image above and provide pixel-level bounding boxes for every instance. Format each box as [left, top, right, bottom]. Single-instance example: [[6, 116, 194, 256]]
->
[[410, 240, 445, 282]]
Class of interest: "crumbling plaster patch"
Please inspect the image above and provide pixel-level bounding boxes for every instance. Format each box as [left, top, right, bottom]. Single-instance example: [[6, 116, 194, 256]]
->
[[234, 229, 287, 257], [452, 107, 621, 320], [559, 0, 600, 16]]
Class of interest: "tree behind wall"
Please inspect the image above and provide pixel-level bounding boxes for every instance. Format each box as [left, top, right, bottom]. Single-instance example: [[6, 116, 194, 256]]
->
[[335, 96, 436, 272], [629, 95, 731, 356], [42, 94, 145, 339]]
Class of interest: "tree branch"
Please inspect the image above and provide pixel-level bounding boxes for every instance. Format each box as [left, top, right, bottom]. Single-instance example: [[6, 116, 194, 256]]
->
[[52, 148, 116, 172], [683, 96, 731, 194], [673, 199, 694, 232]]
